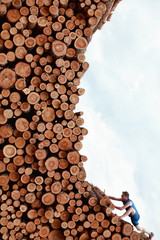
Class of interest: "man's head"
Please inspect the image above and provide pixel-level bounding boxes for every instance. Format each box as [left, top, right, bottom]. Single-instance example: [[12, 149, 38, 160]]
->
[[121, 191, 129, 200]]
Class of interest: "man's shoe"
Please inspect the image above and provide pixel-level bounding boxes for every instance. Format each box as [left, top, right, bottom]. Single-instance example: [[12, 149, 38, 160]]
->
[[149, 232, 154, 239]]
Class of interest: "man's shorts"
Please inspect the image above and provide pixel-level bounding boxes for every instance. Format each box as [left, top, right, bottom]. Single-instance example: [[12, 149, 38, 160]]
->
[[131, 212, 140, 226]]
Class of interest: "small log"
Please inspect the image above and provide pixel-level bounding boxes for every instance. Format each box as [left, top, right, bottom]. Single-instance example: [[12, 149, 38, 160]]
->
[[51, 181, 62, 194], [49, 230, 64, 240], [74, 37, 88, 51], [12, 0, 22, 9], [0, 68, 16, 89], [42, 193, 55, 205], [3, 145, 16, 158], [49, 5, 59, 18], [0, 4, 7, 16], [112, 233, 122, 240], [42, 107, 55, 122], [25, 37, 36, 49], [15, 118, 29, 132], [67, 151, 80, 164], [26, 221, 36, 233], [122, 223, 133, 236], [0, 125, 13, 138], [52, 22, 62, 32], [52, 40, 67, 57], [0, 161, 6, 173], [0, 174, 9, 186], [27, 209, 38, 219], [7, 9, 21, 23], [45, 157, 59, 171], [58, 138, 72, 150], [13, 155, 24, 166], [130, 231, 140, 240], [13, 34, 25, 46], [0, 53, 8, 66], [28, 15, 37, 29], [39, 226, 50, 238], [15, 62, 31, 77], [27, 92, 40, 105], [36, 34, 47, 46], [57, 192, 69, 204], [15, 46, 27, 59]]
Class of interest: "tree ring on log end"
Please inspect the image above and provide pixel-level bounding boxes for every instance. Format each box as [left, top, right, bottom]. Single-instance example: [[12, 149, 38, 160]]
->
[[15, 62, 31, 77], [52, 40, 67, 57], [42, 107, 55, 122], [3, 144, 16, 158], [42, 192, 55, 205], [0, 68, 16, 89], [15, 118, 29, 132], [49, 230, 64, 240]]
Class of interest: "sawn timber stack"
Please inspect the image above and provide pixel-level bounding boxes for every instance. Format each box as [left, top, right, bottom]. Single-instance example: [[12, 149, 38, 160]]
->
[[0, 0, 148, 240]]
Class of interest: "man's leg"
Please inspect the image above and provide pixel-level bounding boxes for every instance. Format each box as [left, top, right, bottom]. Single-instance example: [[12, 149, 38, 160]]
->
[[119, 207, 135, 219], [136, 225, 154, 238]]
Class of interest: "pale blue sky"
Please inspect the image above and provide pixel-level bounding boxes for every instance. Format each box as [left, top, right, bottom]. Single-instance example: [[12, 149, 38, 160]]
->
[[77, 0, 160, 238]]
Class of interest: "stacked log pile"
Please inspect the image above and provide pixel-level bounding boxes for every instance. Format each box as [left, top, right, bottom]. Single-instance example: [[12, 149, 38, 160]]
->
[[0, 0, 148, 239]]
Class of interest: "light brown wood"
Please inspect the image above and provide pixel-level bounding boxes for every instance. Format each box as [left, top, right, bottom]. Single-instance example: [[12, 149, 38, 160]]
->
[[122, 223, 133, 236], [52, 40, 67, 57], [15, 62, 31, 77], [7, 9, 21, 22], [130, 231, 140, 240], [15, 118, 29, 132], [0, 68, 16, 89], [42, 193, 55, 205], [49, 230, 64, 240]]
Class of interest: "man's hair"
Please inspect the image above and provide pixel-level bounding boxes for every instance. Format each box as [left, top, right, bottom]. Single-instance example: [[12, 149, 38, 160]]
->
[[122, 191, 129, 198]]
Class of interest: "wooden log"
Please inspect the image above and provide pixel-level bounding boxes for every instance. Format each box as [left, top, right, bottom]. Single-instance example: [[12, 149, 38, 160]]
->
[[27, 92, 40, 105], [122, 223, 133, 236], [0, 68, 16, 89], [74, 37, 88, 51], [7, 9, 21, 23], [15, 118, 29, 132], [15, 62, 31, 78], [0, 4, 7, 16], [25, 37, 36, 49], [13, 34, 25, 46], [26, 221, 36, 233], [0, 174, 9, 186], [3, 145, 16, 158], [0, 125, 13, 138], [58, 138, 72, 150], [49, 230, 64, 240], [130, 231, 140, 240], [42, 192, 55, 205], [51, 181, 62, 194], [67, 151, 80, 164], [52, 40, 67, 57], [57, 192, 69, 204], [28, 15, 37, 29], [49, 5, 59, 18], [0, 53, 8, 66], [45, 157, 59, 171], [112, 233, 122, 240], [42, 107, 55, 122]]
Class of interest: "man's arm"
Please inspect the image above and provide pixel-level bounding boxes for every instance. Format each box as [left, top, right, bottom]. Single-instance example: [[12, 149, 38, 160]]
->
[[114, 201, 132, 211], [108, 196, 122, 201]]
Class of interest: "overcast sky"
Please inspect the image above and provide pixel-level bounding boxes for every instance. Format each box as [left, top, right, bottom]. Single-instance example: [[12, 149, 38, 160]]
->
[[77, 0, 160, 238]]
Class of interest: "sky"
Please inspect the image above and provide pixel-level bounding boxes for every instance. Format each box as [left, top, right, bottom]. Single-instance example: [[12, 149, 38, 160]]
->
[[77, 0, 160, 239]]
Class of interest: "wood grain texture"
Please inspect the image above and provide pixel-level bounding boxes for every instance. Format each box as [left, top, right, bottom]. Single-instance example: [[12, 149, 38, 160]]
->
[[0, 0, 148, 240]]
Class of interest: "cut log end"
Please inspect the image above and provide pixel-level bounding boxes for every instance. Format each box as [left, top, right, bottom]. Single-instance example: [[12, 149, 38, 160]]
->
[[0, 68, 16, 89]]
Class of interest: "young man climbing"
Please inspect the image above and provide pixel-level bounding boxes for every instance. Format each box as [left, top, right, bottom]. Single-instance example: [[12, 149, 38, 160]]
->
[[108, 191, 154, 239]]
